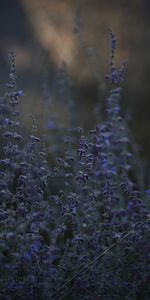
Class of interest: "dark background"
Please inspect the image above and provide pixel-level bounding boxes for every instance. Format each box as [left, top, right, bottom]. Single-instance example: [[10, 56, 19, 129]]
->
[[0, 0, 150, 165]]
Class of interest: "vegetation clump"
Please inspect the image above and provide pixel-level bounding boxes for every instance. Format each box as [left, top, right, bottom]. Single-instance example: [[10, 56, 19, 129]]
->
[[0, 32, 149, 300]]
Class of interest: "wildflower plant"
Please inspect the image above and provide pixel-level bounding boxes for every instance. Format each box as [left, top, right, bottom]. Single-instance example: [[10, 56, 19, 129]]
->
[[0, 30, 150, 300]]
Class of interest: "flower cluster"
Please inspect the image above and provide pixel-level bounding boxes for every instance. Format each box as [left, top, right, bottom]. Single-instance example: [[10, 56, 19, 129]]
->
[[0, 33, 149, 300]]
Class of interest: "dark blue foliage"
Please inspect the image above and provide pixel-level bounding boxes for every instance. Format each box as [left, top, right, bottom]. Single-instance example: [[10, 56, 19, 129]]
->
[[0, 32, 150, 300]]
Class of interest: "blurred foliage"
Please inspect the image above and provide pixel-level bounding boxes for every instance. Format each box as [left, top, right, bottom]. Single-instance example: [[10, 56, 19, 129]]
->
[[0, 0, 150, 165]]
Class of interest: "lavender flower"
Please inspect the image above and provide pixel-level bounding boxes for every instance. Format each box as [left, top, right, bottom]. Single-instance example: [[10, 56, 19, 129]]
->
[[0, 31, 149, 300]]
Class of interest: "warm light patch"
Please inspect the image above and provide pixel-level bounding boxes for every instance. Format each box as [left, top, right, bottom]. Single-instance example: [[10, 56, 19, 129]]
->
[[20, 0, 77, 66]]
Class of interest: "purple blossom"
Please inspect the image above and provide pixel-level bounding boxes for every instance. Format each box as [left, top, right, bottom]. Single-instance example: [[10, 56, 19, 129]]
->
[[0, 30, 149, 300]]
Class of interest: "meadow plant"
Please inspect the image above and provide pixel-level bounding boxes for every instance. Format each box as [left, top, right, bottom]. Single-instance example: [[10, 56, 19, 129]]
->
[[0, 31, 150, 300]]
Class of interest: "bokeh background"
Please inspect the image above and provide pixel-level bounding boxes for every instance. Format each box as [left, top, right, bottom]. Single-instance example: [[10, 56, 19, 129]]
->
[[0, 0, 150, 165]]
